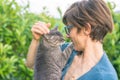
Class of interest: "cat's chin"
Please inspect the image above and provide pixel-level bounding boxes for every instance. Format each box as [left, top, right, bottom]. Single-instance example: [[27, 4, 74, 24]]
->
[[50, 42, 64, 47]]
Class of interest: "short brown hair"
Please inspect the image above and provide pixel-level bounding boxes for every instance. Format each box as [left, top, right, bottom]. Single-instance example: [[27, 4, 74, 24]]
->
[[63, 0, 114, 42]]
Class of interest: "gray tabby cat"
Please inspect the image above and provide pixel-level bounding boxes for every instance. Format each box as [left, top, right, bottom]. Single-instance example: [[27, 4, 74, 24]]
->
[[34, 27, 73, 80]]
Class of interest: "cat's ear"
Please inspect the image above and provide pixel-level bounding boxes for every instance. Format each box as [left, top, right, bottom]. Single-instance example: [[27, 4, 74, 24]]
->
[[52, 26, 58, 31], [50, 26, 59, 33]]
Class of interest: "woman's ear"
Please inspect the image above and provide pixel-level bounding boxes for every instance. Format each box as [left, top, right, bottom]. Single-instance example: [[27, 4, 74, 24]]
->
[[83, 23, 91, 35]]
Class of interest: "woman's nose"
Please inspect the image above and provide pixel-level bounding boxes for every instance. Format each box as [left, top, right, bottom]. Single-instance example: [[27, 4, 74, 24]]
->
[[66, 34, 70, 38]]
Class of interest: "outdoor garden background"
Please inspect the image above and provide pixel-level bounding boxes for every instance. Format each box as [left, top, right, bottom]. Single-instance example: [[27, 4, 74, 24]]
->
[[0, 0, 120, 80]]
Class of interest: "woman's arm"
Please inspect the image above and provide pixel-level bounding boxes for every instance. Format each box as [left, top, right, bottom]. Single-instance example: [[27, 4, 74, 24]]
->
[[25, 21, 50, 69], [25, 39, 40, 69]]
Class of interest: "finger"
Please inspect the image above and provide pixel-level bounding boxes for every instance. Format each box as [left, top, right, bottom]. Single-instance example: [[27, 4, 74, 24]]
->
[[36, 21, 51, 29], [41, 24, 50, 34], [32, 32, 40, 37], [36, 23, 50, 34], [31, 25, 44, 34], [35, 21, 45, 25], [32, 23, 46, 34], [36, 23, 49, 34], [46, 23, 51, 28], [41, 24, 50, 33], [31, 27, 44, 35], [33, 21, 50, 34]]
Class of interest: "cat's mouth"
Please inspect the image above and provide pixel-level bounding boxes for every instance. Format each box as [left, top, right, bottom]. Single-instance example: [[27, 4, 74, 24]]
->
[[48, 40, 64, 46], [51, 42, 63, 46]]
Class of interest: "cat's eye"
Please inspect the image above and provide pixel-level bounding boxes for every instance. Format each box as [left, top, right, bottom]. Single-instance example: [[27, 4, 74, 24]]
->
[[50, 36, 54, 39]]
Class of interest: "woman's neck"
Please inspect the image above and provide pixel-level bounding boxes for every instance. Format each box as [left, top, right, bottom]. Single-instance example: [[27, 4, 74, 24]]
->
[[82, 39, 104, 67]]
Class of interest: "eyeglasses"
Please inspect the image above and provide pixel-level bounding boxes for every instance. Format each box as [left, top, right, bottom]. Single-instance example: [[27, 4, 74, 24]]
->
[[64, 25, 73, 35]]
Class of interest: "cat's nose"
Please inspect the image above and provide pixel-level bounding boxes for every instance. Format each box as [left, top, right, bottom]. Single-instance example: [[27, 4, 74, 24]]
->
[[60, 38, 65, 42]]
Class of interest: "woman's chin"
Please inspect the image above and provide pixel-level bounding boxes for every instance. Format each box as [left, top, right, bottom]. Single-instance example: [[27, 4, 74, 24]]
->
[[73, 46, 80, 51], [73, 45, 83, 51]]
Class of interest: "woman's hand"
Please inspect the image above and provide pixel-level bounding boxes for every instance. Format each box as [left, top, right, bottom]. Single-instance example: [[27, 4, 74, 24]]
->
[[31, 21, 51, 41]]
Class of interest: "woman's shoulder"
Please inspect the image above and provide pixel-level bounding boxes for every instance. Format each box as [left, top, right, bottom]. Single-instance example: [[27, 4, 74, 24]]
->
[[77, 53, 118, 80], [101, 73, 118, 80], [92, 53, 118, 80], [78, 68, 118, 80], [93, 72, 118, 80]]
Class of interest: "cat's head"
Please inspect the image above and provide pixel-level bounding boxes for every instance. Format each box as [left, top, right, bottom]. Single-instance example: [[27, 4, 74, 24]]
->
[[42, 26, 65, 47]]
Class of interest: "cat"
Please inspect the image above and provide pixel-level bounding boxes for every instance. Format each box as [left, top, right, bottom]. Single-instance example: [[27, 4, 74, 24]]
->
[[34, 26, 73, 80], [34, 27, 73, 80]]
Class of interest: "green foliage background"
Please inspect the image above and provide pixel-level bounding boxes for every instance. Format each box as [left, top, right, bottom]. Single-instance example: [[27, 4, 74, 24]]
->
[[0, 0, 120, 80]]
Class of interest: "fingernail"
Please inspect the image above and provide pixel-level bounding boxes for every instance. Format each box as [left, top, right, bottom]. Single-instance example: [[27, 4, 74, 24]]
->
[[47, 30, 50, 33], [47, 23, 51, 27]]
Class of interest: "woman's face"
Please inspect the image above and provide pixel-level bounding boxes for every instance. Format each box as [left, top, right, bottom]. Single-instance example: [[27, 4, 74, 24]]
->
[[68, 26, 88, 51]]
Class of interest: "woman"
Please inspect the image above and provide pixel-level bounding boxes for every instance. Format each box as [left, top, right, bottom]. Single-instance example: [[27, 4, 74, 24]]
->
[[26, 0, 118, 80]]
